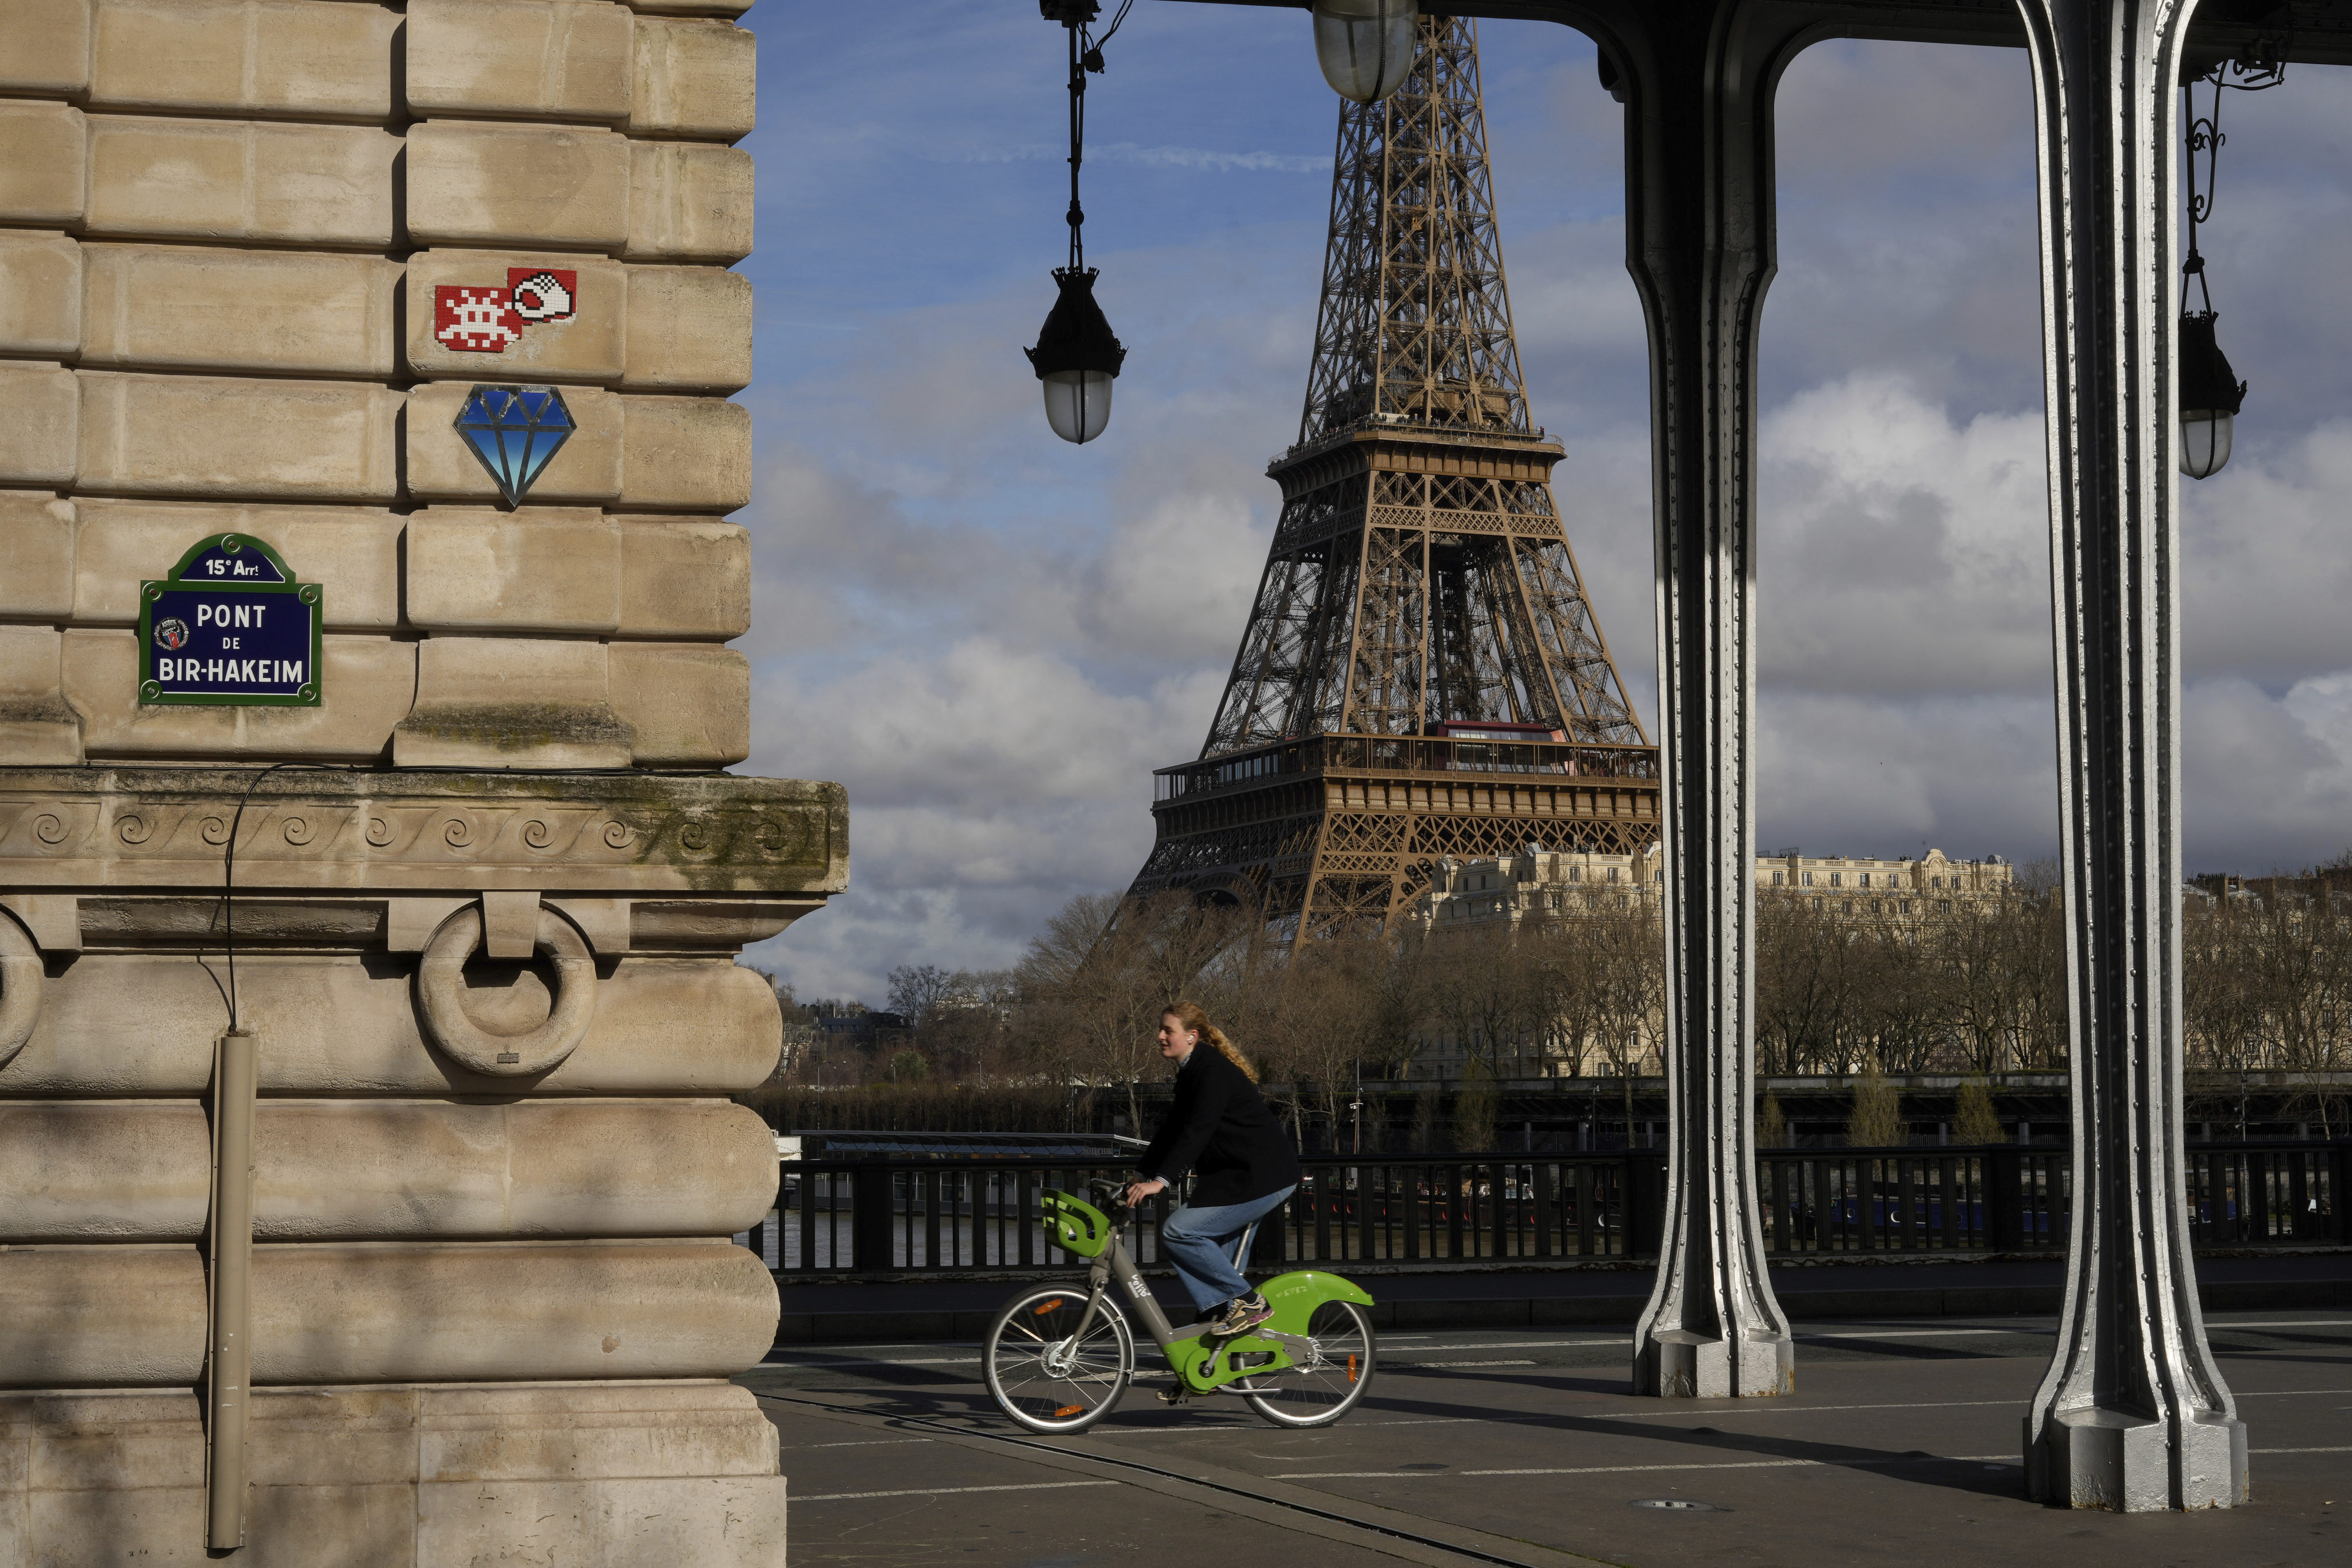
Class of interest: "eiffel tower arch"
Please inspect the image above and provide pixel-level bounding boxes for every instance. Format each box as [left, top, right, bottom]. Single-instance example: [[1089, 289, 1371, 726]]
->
[[1130, 14, 1659, 940]]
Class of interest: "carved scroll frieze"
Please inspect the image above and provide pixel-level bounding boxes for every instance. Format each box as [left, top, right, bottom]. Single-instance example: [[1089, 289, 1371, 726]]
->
[[0, 769, 847, 895]]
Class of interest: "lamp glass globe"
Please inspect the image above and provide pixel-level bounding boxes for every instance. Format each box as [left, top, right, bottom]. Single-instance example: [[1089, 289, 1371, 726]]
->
[[1312, 0, 1418, 103], [2179, 411, 2233, 479], [1042, 369, 1114, 445]]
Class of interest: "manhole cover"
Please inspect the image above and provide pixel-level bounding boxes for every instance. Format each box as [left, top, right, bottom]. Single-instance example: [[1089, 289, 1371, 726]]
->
[[1631, 1498, 1724, 1512]]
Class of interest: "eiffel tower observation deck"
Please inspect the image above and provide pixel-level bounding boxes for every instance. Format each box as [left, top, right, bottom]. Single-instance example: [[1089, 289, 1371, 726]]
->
[[1131, 14, 1659, 939]]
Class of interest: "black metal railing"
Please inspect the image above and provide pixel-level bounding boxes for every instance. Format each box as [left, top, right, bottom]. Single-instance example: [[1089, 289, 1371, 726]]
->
[[747, 1141, 2348, 1277]]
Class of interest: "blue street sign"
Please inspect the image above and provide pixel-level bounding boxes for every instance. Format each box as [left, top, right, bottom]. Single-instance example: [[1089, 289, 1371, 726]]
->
[[140, 534, 323, 706]]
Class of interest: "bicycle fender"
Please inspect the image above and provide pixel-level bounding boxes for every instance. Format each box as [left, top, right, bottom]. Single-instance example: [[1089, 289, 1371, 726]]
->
[[1259, 1270, 1375, 1332]]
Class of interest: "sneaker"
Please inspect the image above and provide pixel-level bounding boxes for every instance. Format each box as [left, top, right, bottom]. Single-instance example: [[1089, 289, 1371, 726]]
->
[[1212, 1292, 1272, 1337]]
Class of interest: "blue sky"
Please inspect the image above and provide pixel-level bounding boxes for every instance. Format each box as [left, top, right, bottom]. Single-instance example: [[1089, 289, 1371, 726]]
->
[[740, 3, 2352, 1002]]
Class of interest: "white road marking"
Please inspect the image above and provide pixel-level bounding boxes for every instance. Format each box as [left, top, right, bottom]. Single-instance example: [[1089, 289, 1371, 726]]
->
[[1391, 1359, 1540, 1369], [1401, 1339, 1624, 1350], [794, 1480, 1119, 1503], [1278, 1454, 2017, 1480], [1798, 1327, 2042, 1340], [770, 1354, 983, 1367], [799, 1438, 935, 1450], [2252, 1446, 2352, 1455]]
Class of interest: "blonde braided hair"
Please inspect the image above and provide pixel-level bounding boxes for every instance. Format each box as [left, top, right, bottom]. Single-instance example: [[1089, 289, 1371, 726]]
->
[[1163, 999, 1256, 1083]]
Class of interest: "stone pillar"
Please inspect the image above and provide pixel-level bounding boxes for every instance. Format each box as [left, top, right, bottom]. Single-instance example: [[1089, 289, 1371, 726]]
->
[[1601, 0, 1802, 1401], [0, 2, 824, 1561], [2012, 0, 2246, 1511]]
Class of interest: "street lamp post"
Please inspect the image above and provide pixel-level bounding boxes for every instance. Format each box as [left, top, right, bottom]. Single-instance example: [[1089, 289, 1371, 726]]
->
[[1028, 2, 1129, 444]]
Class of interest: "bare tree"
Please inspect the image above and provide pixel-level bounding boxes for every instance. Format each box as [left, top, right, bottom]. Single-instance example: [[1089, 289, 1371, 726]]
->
[[1014, 890, 1252, 1135]]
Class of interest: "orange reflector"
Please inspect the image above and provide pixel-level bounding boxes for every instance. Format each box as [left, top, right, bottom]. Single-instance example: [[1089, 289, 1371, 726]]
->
[[1034, 1298, 1064, 1315], [1056, 1404, 1085, 1418], [1347, 1354, 1359, 1383]]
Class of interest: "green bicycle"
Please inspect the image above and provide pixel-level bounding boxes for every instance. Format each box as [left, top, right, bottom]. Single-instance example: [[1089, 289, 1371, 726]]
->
[[982, 1177, 1378, 1434]]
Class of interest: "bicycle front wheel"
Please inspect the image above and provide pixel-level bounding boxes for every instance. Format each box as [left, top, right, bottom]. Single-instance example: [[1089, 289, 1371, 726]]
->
[[1237, 1300, 1376, 1428], [983, 1285, 1133, 1434]]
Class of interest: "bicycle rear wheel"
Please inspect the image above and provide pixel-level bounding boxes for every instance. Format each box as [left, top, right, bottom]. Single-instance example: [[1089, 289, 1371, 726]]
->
[[1237, 1300, 1375, 1427], [983, 1285, 1133, 1434]]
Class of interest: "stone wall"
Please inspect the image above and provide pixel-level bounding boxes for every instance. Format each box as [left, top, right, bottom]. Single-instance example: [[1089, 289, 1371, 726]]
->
[[0, 5, 817, 1563], [0, 0, 755, 772]]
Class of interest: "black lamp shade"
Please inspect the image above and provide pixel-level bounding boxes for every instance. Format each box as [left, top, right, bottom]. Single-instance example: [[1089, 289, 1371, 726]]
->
[[1027, 267, 1126, 444], [2178, 311, 2247, 480], [1026, 267, 1126, 380]]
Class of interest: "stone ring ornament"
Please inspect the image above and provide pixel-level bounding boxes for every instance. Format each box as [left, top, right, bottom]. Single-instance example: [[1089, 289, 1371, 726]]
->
[[0, 914, 44, 1070], [415, 906, 597, 1077]]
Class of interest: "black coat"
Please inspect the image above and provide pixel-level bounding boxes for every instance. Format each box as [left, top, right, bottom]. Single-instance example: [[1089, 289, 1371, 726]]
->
[[1138, 1044, 1300, 1208]]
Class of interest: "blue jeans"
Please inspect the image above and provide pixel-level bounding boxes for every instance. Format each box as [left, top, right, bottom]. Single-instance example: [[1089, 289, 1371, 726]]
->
[[1158, 1186, 1295, 1312]]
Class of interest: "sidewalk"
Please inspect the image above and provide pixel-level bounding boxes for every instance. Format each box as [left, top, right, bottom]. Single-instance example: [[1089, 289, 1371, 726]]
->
[[771, 1249, 2352, 1343]]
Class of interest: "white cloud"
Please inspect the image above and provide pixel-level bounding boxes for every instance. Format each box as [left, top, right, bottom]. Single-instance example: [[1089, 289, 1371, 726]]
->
[[1758, 373, 2052, 697]]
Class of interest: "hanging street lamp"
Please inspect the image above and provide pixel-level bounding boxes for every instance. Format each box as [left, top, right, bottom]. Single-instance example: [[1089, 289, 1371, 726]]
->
[[1027, 2, 1130, 445], [1311, 0, 1419, 103], [2175, 37, 2286, 480]]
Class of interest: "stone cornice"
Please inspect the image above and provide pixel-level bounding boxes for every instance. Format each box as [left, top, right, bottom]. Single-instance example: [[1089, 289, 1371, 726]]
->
[[0, 768, 847, 895]]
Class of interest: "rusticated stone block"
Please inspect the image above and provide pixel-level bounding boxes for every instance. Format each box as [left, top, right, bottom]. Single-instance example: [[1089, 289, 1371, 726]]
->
[[632, 17, 755, 141], [85, 115, 399, 246], [405, 508, 623, 633], [405, 249, 627, 383], [0, 1246, 206, 1386], [0, 362, 79, 486], [71, 500, 405, 631], [0, 1098, 777, 1242], [0, 1386, 786, 1568], [0, 0, 94, 96], [263, 1241, 778, 1383], [90, 0, 399, 119], [616, 517, 750, 638], [420, 1476, 787, 1564], [7, 953, 790, 1096], [623, 0, 753, 15], [0, 492, 75, 619], [619, 394, 750, 511], [0, 231, 80, 357], [622, 264, 751, 391], [0, 1240, 776, 1385], [77, 372, 401, 500], [396, 635, 632, 768], [609, 642, 747, 765], [624, 139, 752, 262], [406, 0, 634, 123], [0, 102, 85, 227], [406, 121, 632, 252], [80, 244, 398, 378], [403, 381, 624, 503], [63, 628, 415, 759], [0, 625, 83, 764]]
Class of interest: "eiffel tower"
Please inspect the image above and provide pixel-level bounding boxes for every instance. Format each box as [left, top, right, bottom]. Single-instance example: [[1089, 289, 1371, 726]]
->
[[1129, 14, 1659, 940]]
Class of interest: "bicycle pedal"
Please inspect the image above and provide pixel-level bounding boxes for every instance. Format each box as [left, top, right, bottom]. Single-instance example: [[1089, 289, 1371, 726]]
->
[[1157, 1386, 1191, 1405]]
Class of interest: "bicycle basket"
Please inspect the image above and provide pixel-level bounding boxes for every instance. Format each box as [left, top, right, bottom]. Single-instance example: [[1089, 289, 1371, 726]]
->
[[1040, 1189, 1113, 1258]]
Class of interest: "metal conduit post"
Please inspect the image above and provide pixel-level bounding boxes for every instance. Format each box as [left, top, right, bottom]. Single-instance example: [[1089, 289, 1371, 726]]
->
[[204, 1029, 259, 1551]]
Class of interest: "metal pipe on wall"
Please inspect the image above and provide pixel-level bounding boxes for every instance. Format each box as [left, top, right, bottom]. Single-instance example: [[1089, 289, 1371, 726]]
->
[[205, 1029, 258, 1551]]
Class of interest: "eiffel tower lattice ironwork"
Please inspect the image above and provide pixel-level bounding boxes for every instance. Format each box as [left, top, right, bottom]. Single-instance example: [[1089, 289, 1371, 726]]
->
[[1129, 15, 1659, 939]]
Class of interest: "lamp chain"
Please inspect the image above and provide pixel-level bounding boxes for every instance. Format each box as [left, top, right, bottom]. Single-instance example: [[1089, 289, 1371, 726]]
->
[[1060, 0, 1134, 275]]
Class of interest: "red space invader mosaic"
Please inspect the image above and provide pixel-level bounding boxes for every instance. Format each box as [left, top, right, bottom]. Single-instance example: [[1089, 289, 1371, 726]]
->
[[509, 268, 578, 322], [434, 285, 523, 353], [431, 269, 582, 353]]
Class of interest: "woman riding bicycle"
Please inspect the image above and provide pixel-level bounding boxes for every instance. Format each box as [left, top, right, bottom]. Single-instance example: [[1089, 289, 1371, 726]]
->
[[1122, 1001, 1299, 1337]]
